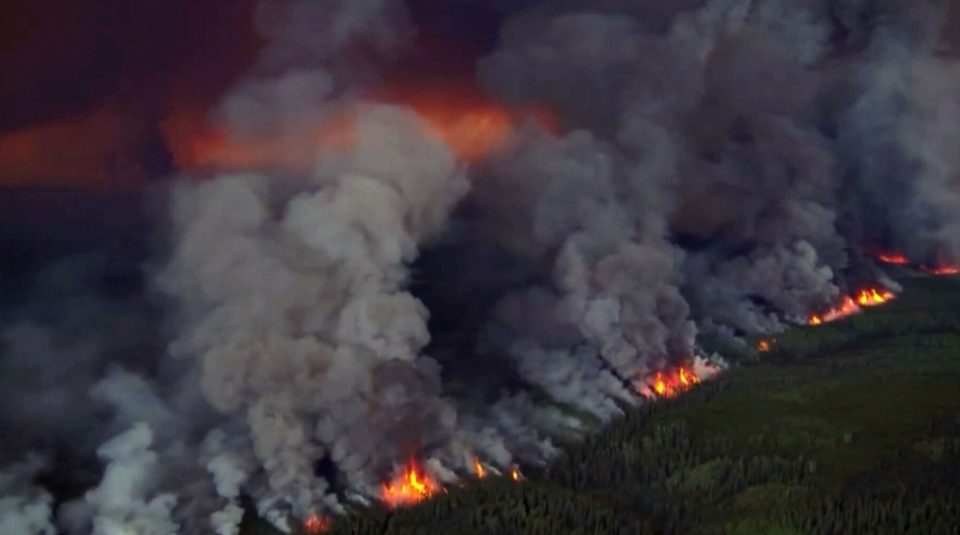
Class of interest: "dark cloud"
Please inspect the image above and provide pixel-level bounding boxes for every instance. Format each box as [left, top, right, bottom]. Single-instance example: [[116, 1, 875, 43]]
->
[[0, 0, 259, 188]]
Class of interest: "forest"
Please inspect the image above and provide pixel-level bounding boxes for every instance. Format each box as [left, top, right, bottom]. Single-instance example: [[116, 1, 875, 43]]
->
[[242, 275, 960, 534]]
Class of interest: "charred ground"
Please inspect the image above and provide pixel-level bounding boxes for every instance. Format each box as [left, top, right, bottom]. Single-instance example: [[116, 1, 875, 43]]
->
[[243, 274, 960, 534]]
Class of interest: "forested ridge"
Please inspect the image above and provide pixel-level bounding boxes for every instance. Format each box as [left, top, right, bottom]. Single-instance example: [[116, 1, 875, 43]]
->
[[241, 276, 960, 534]]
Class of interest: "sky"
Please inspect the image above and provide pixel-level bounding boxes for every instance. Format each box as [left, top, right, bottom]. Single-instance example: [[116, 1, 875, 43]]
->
[[0, 0, 524, 190], [4, 0, 959, 191], [0, 0, 523, 297]]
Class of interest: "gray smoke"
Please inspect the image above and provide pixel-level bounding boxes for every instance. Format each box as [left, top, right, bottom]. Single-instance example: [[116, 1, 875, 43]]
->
[[839, 2, 960, 264], [59, 423, 179, 535], [3, 0, 959, 532], [478, 0, 955, 337], [156, 105, 472, 525], [475, 130, 696, 419], [0, 456, 56, 535]]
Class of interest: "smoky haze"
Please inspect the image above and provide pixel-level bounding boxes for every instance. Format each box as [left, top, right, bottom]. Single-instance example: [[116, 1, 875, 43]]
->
[[2, 0, 960, 533]]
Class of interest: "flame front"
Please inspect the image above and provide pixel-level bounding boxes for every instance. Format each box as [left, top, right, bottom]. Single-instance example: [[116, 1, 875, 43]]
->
[[510, 466, 522, 482], [856, 288, 895, 307], [380, 460, 442, 509], [874, 252, 910, 265], [808, 287, 895, 326], [757, 340, 772, 352], [868, 251, 959, 276], [642, 365, 701, 400], [303, 514, 331, 534], [922, 264, 960, 276], [473, 458, 487, 479]]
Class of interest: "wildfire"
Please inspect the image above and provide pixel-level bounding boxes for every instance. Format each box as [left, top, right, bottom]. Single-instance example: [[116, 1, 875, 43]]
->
[[868, 250, 959, 276], [873, 252, 910, 265], [164, 88, 560, 172], [641, 365, 702, 400], [807, 287, 895, 326], [469, 456, 523, 483], [855, 287, 895, 306], [380, 460, 443, 509], [303, 514, 331, 534], [757, 339, 772, 352], [410, 101, 515, 162], [921, 264, 960, 276], [384, 85, 558, 162], [473, 458, 487, 479]]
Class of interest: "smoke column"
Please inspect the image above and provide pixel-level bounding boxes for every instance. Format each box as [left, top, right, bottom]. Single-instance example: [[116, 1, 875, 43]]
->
[[2, 0, 959, 533]]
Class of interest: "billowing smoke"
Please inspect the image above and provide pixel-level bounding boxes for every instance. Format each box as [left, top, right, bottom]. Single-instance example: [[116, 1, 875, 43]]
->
[[2, 0, 959, 533], [0, 456, 56, 535], [839, 1, 960, 264], [157, 106, 472, 521]]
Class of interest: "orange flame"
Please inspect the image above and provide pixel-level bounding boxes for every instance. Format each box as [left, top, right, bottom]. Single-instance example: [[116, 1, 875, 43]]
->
[[473, 458, 487, 479], [855, 288, 895, 306], [380, 460, 442, 509], [874, 252, 910, 265], [757, 340, 772, 352], [381, 85, 559, 162], [510, 466, 522, 482], [807, 296, 859, 325], [164, 91, 560, 173], [303, 514, 331, 534], [921, 264, 960, 276], [808, 287, 895, 326], [162, 108, 358, 172], [642, 365, 702, 400], [410, 102, 514, 162]]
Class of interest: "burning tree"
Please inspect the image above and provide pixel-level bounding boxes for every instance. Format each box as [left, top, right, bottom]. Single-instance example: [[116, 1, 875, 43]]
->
[[380, 460, 443, 509]]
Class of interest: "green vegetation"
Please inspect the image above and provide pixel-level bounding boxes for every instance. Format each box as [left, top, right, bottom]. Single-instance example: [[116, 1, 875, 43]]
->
[[253, 275, 960, 534]]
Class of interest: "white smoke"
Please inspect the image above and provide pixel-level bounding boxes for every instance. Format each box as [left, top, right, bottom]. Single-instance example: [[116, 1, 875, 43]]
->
[[154, 106, 472, 527], [60, 423, 178, 535], [0, 456, 56, 535]]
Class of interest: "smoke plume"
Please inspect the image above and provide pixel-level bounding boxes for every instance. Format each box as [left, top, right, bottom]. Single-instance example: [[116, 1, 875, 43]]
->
[[3, 0, 960, 533]]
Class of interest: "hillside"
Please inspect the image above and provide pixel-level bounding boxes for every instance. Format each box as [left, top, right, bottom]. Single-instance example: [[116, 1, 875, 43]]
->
[[245, 275, 960, 535]]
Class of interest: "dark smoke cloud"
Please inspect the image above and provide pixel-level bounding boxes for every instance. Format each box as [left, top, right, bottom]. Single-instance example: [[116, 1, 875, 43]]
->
[[2, 0, 960, 533], [838, 4, 960, 264], [0, 0, 259, 188]]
